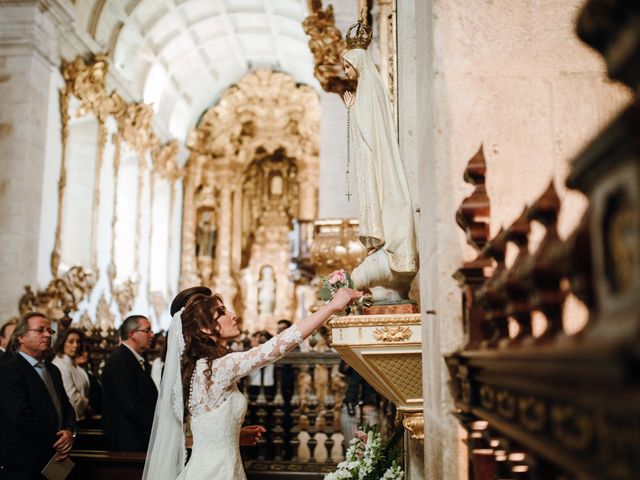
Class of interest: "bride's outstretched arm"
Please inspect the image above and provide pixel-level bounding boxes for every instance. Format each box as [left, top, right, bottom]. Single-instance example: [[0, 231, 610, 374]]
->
[[219, 288, 363, 383], [295, 288, 362, 338]]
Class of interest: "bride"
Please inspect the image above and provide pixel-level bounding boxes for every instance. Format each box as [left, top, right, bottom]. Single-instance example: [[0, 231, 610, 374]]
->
[[143, 285, 362, 479]]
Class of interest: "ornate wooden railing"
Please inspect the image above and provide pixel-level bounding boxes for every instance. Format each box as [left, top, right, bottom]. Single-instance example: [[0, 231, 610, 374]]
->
[[241, 351, 346, 477], [446, 2, 640, 477]]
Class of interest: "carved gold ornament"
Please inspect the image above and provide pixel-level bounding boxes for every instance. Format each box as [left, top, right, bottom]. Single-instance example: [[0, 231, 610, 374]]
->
[[372, 325, 412, 342], [152, 140, 182, 183], [302, 0, 354, 95], [19, 266, 96, 328], [345, 14, 373, 50], [96, 294, 115, 335], [118, 102, 159, 155], [402, 413, 425, 442], [112, 278, 139, 318]]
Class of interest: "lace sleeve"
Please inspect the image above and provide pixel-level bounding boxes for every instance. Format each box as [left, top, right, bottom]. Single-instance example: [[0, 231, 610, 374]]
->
[[189, 324, 303, 416]]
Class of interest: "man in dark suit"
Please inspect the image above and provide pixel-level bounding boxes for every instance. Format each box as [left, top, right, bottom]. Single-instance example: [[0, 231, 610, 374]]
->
[[0, 312, 77, 479], [102, 315, 158, 452]]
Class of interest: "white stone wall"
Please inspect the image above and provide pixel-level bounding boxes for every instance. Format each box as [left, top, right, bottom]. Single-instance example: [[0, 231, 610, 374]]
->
[[0, 1, 66, 322], [397, 0, 631, 478]]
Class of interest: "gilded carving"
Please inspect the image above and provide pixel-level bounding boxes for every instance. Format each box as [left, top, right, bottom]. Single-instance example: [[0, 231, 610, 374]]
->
[[19, 266, 96, 327], [302, 0, 355, 95], [96, 293, 115, 334], [60, 55, 109, 118], [182, 70, 320, 332], [51, 86, 70, 276], [118, 102, 159, 154], [108, 131, 122, 291], [402, 413, 425, 442], [302, 0, 397, 108], [152, 140, 182, 182], [328, 313, 421, 328], [372, 325, 412, 342], [112, 278, 138, 318]]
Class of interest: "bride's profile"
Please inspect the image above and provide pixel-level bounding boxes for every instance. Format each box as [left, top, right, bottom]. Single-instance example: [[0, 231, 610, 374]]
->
[[143, 285, 362, 479]]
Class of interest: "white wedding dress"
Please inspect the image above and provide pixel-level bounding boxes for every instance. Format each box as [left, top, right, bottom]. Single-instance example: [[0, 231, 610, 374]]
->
[[177, 325, 303, 480]]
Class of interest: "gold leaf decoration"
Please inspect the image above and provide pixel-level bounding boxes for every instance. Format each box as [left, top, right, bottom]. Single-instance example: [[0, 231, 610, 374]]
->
[[372, 325, 413, 342]]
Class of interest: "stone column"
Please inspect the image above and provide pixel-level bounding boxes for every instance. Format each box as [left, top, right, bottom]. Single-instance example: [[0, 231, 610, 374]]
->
[[0, 0, 72, 320], [214, 172, 238, 305]]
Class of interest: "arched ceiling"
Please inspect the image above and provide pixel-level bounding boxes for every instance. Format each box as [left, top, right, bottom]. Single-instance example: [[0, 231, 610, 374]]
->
[[77, 0, 318, 141]]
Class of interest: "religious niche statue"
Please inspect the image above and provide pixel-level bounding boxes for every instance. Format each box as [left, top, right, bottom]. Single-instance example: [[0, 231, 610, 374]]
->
[[196, 207, 217, 259], [195, 207, 217, 283], [258, 265, 276, 316], [341, 15, 419, 303]]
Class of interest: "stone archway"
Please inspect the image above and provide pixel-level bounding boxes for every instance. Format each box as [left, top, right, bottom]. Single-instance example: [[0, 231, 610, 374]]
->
[[181, 70, 320, 331]]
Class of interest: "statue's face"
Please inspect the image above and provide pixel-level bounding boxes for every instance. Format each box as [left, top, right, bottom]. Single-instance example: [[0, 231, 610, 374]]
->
[[343, 59, 357, 80]]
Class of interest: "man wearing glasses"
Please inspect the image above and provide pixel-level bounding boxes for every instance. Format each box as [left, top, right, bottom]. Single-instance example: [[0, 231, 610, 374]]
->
[[102, 315, 158, 452], [0, 312, 77, 479]]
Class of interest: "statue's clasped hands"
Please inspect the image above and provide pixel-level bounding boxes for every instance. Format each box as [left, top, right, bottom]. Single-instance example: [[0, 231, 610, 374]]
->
[[343, 91, 356, 108]]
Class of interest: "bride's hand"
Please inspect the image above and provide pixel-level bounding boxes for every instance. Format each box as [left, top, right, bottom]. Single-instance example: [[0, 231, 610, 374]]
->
[[329, 288, 363, 311], [240, 425, 266, 446]]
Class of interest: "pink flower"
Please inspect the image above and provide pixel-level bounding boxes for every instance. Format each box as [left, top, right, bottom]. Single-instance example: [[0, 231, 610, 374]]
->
[[354, 430, 368, 443], [329, 269, 346, 285]]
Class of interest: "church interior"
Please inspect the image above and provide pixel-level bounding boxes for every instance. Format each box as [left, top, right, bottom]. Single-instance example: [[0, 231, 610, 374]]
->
[[0, 0, 638, 479]]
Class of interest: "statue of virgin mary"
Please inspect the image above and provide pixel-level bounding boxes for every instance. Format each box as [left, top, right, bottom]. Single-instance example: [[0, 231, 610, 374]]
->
[[342, 30, 419, 302]]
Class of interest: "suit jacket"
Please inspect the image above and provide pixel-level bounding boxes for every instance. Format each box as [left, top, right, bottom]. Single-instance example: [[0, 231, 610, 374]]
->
[[0, 347, 9, 366], [101, 345, 158, 452], [0, 354, 76, 480]]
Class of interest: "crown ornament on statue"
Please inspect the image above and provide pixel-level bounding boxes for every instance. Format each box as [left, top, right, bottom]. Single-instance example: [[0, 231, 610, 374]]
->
[[345, 10, 372, 50]]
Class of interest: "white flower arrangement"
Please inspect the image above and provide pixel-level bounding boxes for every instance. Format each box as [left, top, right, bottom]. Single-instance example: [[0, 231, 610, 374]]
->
[[325, 426, 404, 480]]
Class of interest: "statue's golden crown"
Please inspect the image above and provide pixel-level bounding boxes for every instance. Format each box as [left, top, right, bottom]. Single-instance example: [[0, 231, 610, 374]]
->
[[345, 15, 372, 50]]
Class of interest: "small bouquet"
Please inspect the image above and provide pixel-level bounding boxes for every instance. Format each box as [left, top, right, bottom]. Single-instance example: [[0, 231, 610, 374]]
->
[[324, 425, 404, 480], [318, 269, 354, 301]]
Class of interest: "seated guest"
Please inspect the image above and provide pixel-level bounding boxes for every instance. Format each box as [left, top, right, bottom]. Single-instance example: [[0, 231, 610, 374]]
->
[[0, 312, 76, 479], [102, 315, 158, 452], [52, 328, 91, 422], [0, 317, 17, 365]]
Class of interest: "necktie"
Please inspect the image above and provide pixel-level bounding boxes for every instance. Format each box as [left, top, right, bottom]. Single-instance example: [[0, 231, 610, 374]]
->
[[35, 362, 62, 429]]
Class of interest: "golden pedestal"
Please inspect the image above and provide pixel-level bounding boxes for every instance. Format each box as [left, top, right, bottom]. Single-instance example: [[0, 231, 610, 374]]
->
[[328, 312, 424, 440]]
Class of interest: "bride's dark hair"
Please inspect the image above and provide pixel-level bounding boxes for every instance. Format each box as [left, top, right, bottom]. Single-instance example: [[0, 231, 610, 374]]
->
[[173, 286, 229, 417]]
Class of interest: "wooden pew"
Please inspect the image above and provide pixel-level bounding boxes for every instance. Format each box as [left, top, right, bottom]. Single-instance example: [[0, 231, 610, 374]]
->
[[69, 450, 146, 480]]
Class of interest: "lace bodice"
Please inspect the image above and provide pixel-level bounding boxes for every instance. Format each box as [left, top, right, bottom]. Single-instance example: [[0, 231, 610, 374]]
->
[[188, 324, 303, 417]]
